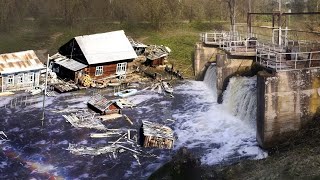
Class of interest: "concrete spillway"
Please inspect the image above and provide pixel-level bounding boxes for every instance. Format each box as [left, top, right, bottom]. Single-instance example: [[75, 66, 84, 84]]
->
[[223, 76, 257, 128], [174, 64, 266, 165], [195, 43, 320, 148]]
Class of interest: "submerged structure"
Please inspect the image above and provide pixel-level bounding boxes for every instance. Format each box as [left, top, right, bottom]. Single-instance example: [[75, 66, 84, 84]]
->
[[140, 121, 174, 149]]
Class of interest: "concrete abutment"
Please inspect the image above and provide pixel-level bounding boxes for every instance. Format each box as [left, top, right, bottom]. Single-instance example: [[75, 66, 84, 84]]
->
[[194, 43, 320, 148], [257, 69, 320, 148]]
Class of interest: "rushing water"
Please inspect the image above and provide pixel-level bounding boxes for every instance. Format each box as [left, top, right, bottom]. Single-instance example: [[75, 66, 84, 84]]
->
[[173, 65, 266, 165], [223, 76, 257, 128], [0, 66, 266, 179]]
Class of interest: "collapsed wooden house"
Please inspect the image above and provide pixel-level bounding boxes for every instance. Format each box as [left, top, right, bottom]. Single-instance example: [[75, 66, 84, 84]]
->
[[145, 45, 171, 67], [140, 121, 174, 149], [51, 30, 138, 83], [87, 94, 122, 115], [0, 50, 45, 92], [128, 36, 148, 56]]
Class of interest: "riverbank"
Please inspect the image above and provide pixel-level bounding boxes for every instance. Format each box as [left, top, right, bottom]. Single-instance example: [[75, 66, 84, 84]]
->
[[149, 114, 320, 179]]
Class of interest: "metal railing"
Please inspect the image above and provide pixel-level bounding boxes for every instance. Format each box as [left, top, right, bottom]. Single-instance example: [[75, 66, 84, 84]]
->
[[256, 47, 320, 71], [201, 31, 320, 71], [219, 39, 258, 54]]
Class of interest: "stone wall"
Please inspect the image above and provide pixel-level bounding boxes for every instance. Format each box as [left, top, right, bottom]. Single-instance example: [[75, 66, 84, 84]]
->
[[257, 69, 320, 148]]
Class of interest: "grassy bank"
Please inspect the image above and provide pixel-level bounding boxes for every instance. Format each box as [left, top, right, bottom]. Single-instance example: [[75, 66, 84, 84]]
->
[[0, 21, 225, 78]]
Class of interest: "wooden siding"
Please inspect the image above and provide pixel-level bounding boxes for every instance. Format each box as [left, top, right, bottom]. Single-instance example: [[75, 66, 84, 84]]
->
[[85, 64, 117, 80], [152, 57, 165, 66], [1, 71, 40, 92]]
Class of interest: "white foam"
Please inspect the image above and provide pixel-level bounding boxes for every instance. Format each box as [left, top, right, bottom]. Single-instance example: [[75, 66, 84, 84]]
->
[[173, 79, 267, 165], [127, 92, 161, 105], [223, 76, 257, 127]]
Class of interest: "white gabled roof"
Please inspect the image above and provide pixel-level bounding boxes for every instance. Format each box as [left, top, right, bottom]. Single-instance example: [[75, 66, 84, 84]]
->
[[75, 30, 137, 65]]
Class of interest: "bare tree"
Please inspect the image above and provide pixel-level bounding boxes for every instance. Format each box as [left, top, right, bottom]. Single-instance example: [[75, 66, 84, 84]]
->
[[226, 0, 236, 32]]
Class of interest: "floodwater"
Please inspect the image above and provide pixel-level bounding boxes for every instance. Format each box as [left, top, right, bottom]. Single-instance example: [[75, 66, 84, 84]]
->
[[0, 74, 266, 179]]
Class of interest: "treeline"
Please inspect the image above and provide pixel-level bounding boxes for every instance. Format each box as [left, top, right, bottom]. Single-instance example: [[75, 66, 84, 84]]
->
[[0, 0, 318, 31]]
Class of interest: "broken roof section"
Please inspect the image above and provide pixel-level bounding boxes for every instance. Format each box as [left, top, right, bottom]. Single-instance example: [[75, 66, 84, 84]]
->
[[146, 45, 171, 60], [0, 50, 45, 75], [127, 36, 148, 48], [50, 53, 87, 71], [142, 121, 174, 140], [87, 94, 122, 114], [74, 30, 137, 65]]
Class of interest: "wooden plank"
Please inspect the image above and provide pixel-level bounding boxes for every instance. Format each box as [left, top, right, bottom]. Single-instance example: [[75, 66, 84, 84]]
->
[[123, 114, 133, 125]]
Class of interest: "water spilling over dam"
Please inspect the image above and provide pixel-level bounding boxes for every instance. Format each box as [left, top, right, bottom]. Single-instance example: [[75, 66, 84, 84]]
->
[[173, 64, 266, 165]]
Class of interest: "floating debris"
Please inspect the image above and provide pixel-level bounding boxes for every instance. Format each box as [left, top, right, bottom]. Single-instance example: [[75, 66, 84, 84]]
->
[[141, 121, 174, 149], [46, 91, 58, 97], [53, 82, 79, 93], [87, 94, 122, 115], [123, 115, 134, 125], [97, 114, 123, 121], [62, 113, 106, 130], [0, 131, 8, 142], [90, 132, 122, 138], [67, 143, 118, 156], [114, 99, 136, 108], [161, 81, 173, 94]]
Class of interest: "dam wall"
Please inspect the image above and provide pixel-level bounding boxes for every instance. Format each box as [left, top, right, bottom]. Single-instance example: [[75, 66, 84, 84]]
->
[[216, 55, 253, 103], [257, 69, 320, 148], [194, 43, 220, 80]]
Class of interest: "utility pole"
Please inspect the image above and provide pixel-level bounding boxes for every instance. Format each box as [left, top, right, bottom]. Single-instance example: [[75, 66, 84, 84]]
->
[[41, 54, 49, 125], [278, 0, 282, 46], [248, 0, 252, 37]]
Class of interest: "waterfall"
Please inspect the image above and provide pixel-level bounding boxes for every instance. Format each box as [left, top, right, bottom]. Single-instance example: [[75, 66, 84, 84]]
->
[[223, 76, 257, 127], [203, 63, 217, 95]]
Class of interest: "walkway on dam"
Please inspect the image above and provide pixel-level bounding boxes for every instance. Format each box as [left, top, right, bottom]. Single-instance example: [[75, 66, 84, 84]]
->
[[200, 31, 320, 72]]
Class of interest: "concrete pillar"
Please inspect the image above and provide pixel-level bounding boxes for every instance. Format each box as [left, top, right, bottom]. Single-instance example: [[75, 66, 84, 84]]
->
[[193, 43, 219, 80], [257, 69, 320, 148], [216, 54, 253, 103]]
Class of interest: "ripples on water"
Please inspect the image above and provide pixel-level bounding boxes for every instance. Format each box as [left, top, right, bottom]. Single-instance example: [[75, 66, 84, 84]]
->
[[0, 68, 266, 179]]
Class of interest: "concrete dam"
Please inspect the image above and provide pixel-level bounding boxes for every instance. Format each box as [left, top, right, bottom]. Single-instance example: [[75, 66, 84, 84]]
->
[[195, 32, 320, 148]]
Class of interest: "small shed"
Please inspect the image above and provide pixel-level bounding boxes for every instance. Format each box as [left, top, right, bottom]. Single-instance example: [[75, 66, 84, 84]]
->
[[50, 53, 87, 83], [87, 94, 122, 115], [140, 121, 174, 149], [145, 45, 171, 67], [0, 50, 45, 92]]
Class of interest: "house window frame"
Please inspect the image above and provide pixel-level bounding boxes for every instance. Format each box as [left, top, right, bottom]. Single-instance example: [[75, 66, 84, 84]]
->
[[7, 75, 14, 86], [17, 74, 24, 84], [95, 66, 103, 76], [27, 72, 34, 83], [116, 62, 127, 75]]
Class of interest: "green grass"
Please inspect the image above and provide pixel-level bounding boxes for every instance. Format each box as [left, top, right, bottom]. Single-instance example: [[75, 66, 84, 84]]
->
[[0, 21, 220, 78]]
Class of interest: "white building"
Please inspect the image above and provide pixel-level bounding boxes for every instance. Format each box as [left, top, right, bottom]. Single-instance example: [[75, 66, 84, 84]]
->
[[0, 50, 45, 92]]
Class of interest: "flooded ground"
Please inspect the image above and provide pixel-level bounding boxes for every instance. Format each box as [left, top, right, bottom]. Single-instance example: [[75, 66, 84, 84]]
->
[[0, 80, 266, 179]]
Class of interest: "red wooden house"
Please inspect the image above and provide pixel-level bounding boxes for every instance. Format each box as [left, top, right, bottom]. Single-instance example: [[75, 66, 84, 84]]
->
[[51, 30, 137, 82]]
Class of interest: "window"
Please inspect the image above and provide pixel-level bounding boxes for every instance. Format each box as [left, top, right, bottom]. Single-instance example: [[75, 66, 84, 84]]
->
[[7, 75, 14, 85], [95, 66, 103, 76], [116, 63, 127, 75], [17, 74, 23, 84], [27, 73, 34, 82]]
